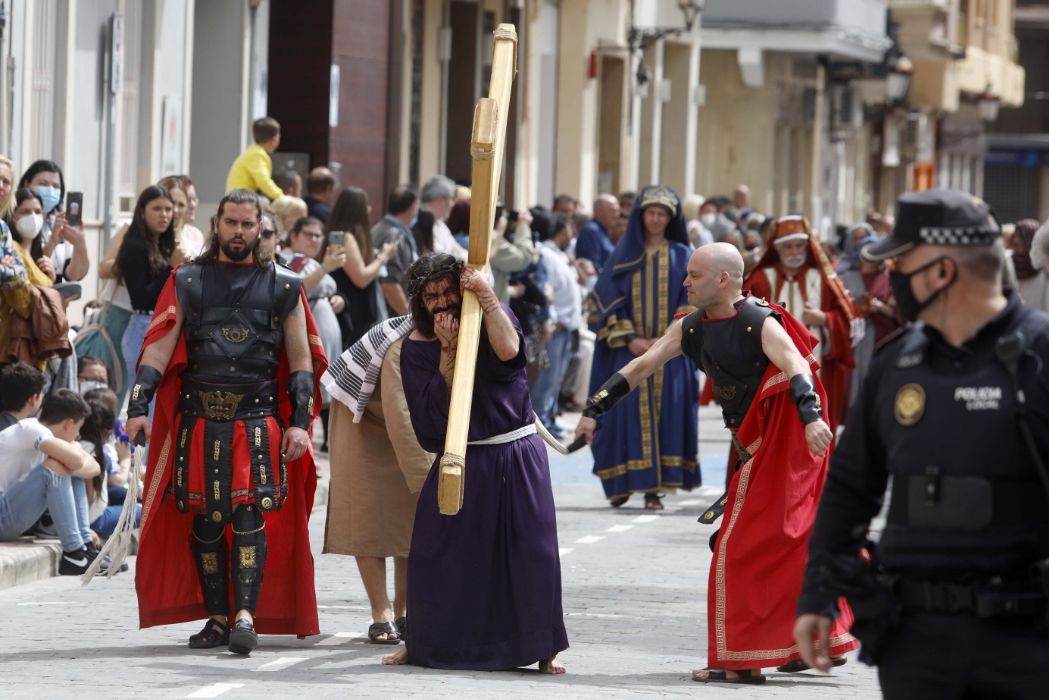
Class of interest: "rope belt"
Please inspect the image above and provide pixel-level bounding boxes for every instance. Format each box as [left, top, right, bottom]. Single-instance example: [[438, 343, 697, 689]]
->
[[467, 423, 537, 446]]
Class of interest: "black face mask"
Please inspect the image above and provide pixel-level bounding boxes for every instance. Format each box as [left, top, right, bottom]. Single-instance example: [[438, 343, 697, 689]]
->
[[888, 256, 956, 323]]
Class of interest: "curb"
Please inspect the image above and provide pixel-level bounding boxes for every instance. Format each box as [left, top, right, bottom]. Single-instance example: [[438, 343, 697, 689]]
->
[[1, 450, 332, 593]]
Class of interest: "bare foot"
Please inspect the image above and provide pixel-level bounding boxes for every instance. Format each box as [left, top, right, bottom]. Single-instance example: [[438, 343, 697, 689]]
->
[[382, 647, 408, 665], [539, 655, 566, 674]]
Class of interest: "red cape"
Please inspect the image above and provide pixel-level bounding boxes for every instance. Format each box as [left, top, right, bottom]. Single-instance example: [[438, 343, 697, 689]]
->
[[707, 301, 856, 669], [135, 267, 327, 637]]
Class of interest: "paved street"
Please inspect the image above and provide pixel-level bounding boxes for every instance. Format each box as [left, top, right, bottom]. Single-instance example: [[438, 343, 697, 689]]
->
[[0, 407, 880, 699]]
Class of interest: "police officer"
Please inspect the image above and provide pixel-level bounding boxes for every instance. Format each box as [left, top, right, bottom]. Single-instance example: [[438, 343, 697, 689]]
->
[[793, 188, 1049, 698]]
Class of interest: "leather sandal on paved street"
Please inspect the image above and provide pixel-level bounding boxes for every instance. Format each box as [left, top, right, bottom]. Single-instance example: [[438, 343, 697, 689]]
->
[[609, 495, 630, 508], [693, 669, 766, 685], [367, 621, 401, 645], [776, 655, 848, 673], [643, 493, 665, 510], [188, 619, 229, 649], [228, 618, 259, 655]]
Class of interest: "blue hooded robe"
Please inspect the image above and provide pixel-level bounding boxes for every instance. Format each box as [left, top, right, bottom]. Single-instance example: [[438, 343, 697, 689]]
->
[[586, 185, 701, 499]]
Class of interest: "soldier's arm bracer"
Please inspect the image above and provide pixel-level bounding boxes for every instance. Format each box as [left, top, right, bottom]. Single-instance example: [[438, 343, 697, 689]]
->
[[582, 372, 631, 420], [789, 373, 823, 425], [127, 366, 163, 419], [287, 371, 315, 430]]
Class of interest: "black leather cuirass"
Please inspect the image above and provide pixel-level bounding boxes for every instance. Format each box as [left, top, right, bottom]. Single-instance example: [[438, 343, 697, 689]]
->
[[681, 295, 778, 428], [175, 260, 302, 383]]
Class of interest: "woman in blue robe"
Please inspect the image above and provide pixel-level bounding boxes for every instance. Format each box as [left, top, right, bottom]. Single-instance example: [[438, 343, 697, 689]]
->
[[586, 185, 701, 508]]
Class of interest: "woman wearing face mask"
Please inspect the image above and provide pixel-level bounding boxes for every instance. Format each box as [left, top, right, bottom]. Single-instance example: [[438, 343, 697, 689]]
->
[[0, 189, 56, 366], [113, 185, 182, 396], [18, 160, 88, 283]]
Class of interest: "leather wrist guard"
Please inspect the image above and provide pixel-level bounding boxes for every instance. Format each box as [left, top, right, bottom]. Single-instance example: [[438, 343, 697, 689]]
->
[[789, 373, 822, 425], [287, 371, 315, 430], [582, 372, 631, 420], [127, 366, 163, 419]]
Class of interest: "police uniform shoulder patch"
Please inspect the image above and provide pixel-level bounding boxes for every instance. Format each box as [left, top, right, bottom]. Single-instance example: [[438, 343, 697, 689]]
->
[[894, 383, 925, 426]]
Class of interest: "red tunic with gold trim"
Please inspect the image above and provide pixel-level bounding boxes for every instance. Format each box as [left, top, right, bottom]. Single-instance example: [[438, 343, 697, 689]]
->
[[707, 300, 856, 670], [134, 268, 326, 636], [744, 217, 859, 433]]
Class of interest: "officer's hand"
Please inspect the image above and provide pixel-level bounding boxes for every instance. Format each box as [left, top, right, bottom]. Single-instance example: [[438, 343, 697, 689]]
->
[[793, 614, 834, 672], [281, 426, 311, 462], [125, 416, 150, 445], [805, 419, 833, 457], [575, 416, 597, 444]]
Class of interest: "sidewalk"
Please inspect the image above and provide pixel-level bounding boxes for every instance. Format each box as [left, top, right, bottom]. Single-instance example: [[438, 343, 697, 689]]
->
[[0, 450, 334, 592]]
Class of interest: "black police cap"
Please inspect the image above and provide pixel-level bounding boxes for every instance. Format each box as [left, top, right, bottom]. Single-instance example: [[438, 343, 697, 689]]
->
[[862, 188, 1000, 262]]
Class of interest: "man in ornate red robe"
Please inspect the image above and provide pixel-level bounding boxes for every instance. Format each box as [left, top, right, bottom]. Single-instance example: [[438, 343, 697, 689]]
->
[[744, 216, 859, 432], [125, 190, 326, 655]]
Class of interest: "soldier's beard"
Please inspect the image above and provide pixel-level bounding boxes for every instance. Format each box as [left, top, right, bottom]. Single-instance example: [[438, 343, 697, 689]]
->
[[221, 237, 254, 262]]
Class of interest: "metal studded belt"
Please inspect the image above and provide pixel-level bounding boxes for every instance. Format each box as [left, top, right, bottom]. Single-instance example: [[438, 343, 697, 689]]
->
[[179, 379, 279, 421]]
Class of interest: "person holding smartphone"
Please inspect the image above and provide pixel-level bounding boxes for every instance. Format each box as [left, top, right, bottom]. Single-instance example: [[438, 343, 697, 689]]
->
[[326, 187, 399, 348], [280, 216, 345, 452], [18, 160, 88, 283]]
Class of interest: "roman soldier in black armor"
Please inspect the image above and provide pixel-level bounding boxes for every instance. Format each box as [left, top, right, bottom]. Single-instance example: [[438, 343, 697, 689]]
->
[[575, 242, 854, 684], [126, 189, 326, 655]]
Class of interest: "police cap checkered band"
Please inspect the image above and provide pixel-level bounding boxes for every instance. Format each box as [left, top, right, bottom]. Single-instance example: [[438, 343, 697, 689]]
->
[[863, 188, 1000, 262]]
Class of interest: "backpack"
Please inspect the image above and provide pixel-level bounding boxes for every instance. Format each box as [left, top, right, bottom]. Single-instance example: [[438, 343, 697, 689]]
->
[[7, 283, 72, 363]]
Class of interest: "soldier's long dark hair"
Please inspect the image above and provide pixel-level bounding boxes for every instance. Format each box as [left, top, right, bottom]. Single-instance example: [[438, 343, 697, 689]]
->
[[196, 188, 271, 267], [113, 185, 176, 285], [407, 253, 463, 338]]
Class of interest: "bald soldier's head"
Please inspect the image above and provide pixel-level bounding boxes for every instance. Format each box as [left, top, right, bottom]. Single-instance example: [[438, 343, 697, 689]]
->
[[683, 242, 745, 311]]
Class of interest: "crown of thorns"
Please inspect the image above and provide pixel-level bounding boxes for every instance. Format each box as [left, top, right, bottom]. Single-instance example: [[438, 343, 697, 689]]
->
[[406, 257, 465, 298]]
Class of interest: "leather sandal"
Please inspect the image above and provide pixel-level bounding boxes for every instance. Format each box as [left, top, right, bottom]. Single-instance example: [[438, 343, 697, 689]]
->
[[228, 618, 259, 655], [188, 618, 229, 649], [643, 493, 665, 510], [367, 621, 401, 645], [693, 669, 766, 685], [776, 655, 848, 673]]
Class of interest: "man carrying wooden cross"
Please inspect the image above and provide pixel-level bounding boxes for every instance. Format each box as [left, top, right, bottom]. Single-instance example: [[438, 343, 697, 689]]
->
[[381, 253, 568, 673]]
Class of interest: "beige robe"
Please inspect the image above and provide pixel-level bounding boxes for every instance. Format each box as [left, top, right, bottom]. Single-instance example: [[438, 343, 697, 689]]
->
[[323, 337, 432, 557]]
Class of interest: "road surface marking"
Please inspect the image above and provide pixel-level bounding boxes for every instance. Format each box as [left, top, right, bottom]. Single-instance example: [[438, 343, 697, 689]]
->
[[315, 632, 356, 646], [575, 535, 605, 544], [679, 499, 702, 506], [632, 515, 660, 523], [258, 656, 309, 672], [559, 548, 574, 556], [186, 683, 244, 698], [606, 524, 634, 533]]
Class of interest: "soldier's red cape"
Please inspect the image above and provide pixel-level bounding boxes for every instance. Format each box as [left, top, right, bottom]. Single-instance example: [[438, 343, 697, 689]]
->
[[707, 299, 856, 670], [134, 268, 327, 637]]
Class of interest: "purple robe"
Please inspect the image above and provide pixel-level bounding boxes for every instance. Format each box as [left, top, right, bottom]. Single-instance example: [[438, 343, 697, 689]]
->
[[399, 309, 569, 670]]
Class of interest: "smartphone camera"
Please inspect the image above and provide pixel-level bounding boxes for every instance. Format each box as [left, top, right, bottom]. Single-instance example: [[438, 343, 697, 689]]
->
[[66, 191, 83, 227]]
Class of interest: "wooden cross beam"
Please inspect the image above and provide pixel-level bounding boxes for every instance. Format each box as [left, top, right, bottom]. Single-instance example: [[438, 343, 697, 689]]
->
[[437, 23, 518, 516]]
